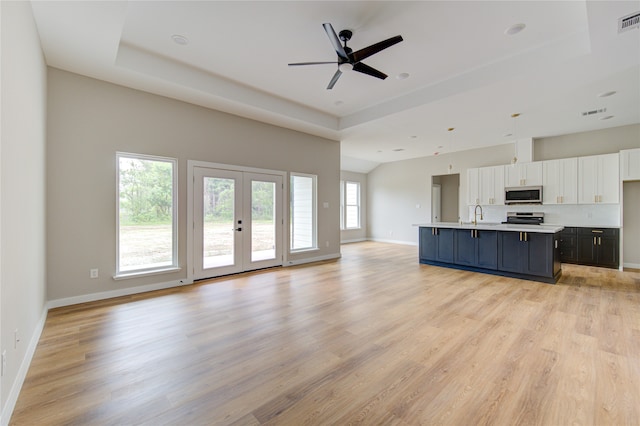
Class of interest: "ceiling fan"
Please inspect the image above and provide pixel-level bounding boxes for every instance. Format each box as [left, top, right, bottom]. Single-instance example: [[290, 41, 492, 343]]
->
[[288, 23, 403, 90]]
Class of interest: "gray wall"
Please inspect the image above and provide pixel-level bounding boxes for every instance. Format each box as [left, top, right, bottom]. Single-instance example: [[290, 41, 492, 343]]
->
[[340, 170, 367, 243], [0, 1, 48, 416], [432, 174, 459, 222], [534, 124, 639, 160], [367, 144, 514, 244], [46, 68, 340, 301]]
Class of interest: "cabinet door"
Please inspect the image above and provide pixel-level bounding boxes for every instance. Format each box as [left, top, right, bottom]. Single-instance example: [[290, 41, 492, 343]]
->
[[491, 166, 505, 205], [597, 235, 619, 268], [476, 230, 498, 270], [467, 168, 480, 205], [504, 164, 521, 188], [543, 160, 561, 204], [436, 228, 455, 263], [524, 233, 553, 277], [454, 229, 476, 266], [578, 156, 599, 204], [598, 153, 619, 204], [420, 228, 437, 261], [576, 234, 596, 264], [497, 232, 525, 273], [559, 228, 577, 263], [523, 162, 543, 186], [621, 148, 640, 181], [560, 157, 578, 204]]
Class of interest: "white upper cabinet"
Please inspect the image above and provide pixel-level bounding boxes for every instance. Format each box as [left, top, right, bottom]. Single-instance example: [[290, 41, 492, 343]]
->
[[479, 165, 505, 205], [578, 153, 619, 204], [542, 158, 578, 204], [504, 162, 543, 187], [467, 168, 480, 205], [467, 166, 504, 205], [620, 148, 640, 181]]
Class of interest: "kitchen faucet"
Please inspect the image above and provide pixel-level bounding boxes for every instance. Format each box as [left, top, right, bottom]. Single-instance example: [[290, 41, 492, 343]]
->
[[473, 204, 483, 225]]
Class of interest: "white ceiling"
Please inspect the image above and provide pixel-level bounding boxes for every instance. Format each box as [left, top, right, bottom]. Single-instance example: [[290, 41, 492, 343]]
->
[[30, 1, 640, 172]]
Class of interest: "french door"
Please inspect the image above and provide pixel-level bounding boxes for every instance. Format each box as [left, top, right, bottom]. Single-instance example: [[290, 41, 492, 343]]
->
[[192, 165, 283, 280]]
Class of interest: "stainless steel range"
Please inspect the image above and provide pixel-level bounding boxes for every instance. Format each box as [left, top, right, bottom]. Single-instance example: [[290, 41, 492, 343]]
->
[[503, 212, 544, 225]]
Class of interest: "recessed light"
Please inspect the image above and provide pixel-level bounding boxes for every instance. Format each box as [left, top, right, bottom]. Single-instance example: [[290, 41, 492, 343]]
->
[[171, 34, 189, 45], [409, 135, 417, 139], [334, 100, 344, 106], [598, 91, 617, 98], [396, 73, 410, 80], [600, 115, 614, 120], [437, 145, 443, 149], [504, 133, 513, 137], [392, 148, 405, 152], [505, 23, 526, 36]]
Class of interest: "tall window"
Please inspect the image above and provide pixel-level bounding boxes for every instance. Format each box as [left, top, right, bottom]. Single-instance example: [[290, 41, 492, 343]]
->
[[290, 173, 317, 251], [340, 180, 360, 230], [117, 152, 178, 276]]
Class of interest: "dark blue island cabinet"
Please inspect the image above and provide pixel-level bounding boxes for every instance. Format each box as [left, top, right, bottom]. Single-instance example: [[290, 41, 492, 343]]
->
[[497, 231, 561, 279], [419, 227, 454, 263], [454, 229, 498, 270], [419, 226, 562, 284]]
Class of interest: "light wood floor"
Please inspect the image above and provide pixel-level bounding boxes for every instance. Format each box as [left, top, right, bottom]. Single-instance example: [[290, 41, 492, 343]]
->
[[11, 242, 640, 425]]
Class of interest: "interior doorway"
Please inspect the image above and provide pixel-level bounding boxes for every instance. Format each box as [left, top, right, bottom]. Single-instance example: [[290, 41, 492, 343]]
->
[[432, 174, 460, 223]]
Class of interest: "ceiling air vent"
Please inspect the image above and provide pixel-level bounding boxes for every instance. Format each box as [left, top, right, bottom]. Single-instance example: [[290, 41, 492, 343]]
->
[[618, 11, 640, 33], [581, 108, 607, 117]]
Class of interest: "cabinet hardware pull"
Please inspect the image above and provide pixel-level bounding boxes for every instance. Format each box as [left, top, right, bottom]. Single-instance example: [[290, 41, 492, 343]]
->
[[599, 195, 602, 203], [519, 232, 522, 241], [560, 196, 563, 203], [598, 237, 601, 245], [593, 237, 596, 245], [592, 230, 603, 233], [594, 195, 597, 203], [471, 229, 474, 238], [524, 232, 527, 242], [555, 240, 558, 249]]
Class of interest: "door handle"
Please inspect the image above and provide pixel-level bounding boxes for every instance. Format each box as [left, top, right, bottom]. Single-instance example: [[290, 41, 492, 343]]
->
[[234, 227, 242, 232]]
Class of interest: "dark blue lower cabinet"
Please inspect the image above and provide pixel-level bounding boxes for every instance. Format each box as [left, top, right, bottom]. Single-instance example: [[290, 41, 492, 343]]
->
[[419, 227, 454, 263], [497, 231, 555, 278], [454, 229, 497, 270]]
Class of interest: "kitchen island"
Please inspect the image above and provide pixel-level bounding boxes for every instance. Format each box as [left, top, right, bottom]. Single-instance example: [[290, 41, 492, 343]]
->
[[416, 222, 563, 284]]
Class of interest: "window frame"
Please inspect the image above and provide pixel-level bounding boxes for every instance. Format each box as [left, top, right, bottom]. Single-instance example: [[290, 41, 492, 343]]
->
[[115, 152, 179, 279], [289, 172, 318, 252], [340, 180, 361, 230]]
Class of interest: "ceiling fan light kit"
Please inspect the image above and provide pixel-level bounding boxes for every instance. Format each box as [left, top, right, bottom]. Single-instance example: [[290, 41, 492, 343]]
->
[[288, 23, 403, 90]]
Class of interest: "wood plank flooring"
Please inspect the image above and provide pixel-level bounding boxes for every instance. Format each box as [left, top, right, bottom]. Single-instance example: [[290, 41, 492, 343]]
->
[[10, 241, 640, 425]]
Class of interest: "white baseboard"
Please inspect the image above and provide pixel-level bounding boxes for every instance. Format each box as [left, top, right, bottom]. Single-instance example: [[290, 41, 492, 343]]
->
[[623, 262, 640, 269], [47, 278, 193, 309], [340, 238, 367, 244], [286, 252, 341, 266], [1, 306, 48, 426], [368, 237, 418, 246]]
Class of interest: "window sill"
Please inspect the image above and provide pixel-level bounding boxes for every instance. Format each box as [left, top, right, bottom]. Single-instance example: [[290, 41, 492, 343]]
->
[[113, 266, 182, 281]]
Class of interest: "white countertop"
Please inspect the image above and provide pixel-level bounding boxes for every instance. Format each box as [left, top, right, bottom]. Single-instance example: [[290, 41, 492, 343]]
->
[[414, 222, 564, 233]]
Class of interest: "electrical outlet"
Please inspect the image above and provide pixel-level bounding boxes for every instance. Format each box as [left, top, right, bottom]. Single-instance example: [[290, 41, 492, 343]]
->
[[2, 350, 6, 377], [90, 268, 99, 279]]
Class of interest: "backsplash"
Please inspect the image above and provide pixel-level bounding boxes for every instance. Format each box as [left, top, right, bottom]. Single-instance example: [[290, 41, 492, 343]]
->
[[467, 203, 621, 227]]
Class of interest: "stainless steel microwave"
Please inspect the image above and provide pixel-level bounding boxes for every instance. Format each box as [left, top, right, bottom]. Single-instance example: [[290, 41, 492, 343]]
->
[[504, 186, 543, 205]]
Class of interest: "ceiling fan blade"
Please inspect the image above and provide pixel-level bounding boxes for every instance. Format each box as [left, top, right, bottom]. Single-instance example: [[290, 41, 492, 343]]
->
[[326, 69, 342, 90], [323, 23, 349, 61], [288, 61, 339, 66], [352, 35, 403, 63], [352, 62, 388, 80]]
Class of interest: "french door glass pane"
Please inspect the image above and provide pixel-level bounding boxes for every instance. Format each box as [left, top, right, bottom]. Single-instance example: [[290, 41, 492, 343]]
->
[[203, 177, 235, 268], [251, 180, 276, 262]]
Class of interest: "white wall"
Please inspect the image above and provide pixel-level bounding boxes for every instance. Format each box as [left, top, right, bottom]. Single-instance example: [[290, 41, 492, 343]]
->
[[46, 68, 341, 302], [0, 1, 48, 420], [340, 171, 367, 243]]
